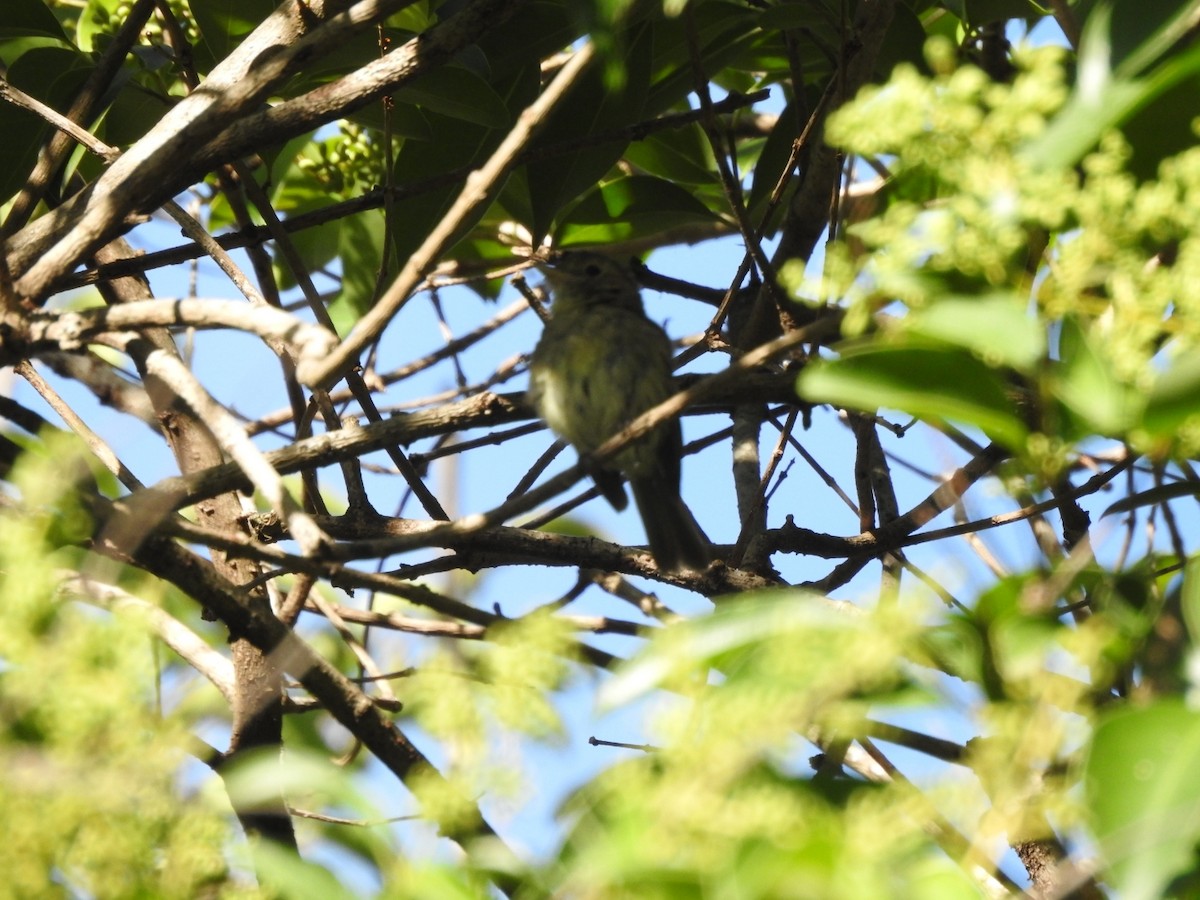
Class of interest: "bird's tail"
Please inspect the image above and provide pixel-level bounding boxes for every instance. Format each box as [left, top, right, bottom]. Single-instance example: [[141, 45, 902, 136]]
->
[[631, 479, 711, 573]]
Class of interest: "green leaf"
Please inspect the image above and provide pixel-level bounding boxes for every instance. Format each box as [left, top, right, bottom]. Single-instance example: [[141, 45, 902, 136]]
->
[[599, 590, 895, 710], [77, 0, 125, 52], [0, 101, 45, 208], [871, 3, 930, 79], [1110, 0, 1200, 78], [755, 1, 811, 31], [386, 1, 435, 34], [904, 294, 1046, 374], [330, 210, 387, 332], [1024, 3, 1200, 172], [645, 6, 771, 113], [1051, 317, 1141, 436], [919, 617, 987, 687], [1182, 555, 1200, 647], [0, 0, 69, 41], [948, 0, 1038, 27], [746, 97, 799, 220], [96, 83, 173, 149], [524, 23, 653, 242], [1119, 66, 1200, 180], [1141, 350, 1200, 441], [1102, 481, 1200, 519], [797, 343, 1030, 448], [190, 0, 279, 71], [1086, 701, 1200, 900], [388, 63, 539, 266], [0, 46, 93, 205], [474, 0, 581, 81], [393, 65, 512, 129], [623, 123, 718, 186], [348, 99, 434, 141], [554, 175, 719, 246], [268, 152, 344, 289]]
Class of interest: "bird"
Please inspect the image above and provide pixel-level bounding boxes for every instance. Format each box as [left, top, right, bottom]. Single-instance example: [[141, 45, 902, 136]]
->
[[527, 250, 710, 572]]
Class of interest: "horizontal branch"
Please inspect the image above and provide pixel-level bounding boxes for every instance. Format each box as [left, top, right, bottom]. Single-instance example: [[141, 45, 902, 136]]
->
[[13, 299, 338, 375], [129, 368, 802, 511]]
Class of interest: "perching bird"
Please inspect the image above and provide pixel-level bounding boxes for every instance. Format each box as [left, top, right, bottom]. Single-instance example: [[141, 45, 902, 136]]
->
[[527, 250, 710, 572]]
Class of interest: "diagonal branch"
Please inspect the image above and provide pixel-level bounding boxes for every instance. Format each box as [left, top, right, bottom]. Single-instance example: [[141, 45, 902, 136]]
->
[[91, 512, 523, 893], [300, 40, 595, 387], [9, 0, 421, 299]]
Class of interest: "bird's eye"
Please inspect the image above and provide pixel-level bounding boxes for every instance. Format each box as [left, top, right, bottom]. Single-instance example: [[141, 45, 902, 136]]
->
[[584, 263, 602, 277]]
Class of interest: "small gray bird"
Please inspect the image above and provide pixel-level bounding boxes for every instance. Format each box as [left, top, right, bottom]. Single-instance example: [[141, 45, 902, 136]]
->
[[527, 251, 710, 572]]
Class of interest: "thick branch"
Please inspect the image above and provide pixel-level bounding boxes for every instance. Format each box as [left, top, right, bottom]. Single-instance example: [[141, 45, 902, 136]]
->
[[9, 0, 421, 298]]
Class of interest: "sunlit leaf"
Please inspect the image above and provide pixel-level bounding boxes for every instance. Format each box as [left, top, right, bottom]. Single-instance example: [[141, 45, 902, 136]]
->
[[330, 209, 387, 332], [554, 175, 720, 246], [1051, 316, 1141, 436], [797, 343, 1030, 448], [623, 123, 718, 186], [904, 293, 1046, 373]]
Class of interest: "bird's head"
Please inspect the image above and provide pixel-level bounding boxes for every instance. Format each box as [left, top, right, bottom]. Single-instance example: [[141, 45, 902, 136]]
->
[[539, 250, 644, 314]]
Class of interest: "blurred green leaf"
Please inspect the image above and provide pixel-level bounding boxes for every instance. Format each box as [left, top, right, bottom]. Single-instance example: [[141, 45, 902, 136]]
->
[[797, 343, 1030, 448], [1182, 555, 1200, 647], [1086, 701, 1200, 900], [905, 293, 1046, 374], [1051, 317, 1141, 436], [253, 841, 358, 900], [1025, 2, 1200, 172], [1102, 482, 1200, 518], [1141, 352, 1200, 441], [1111, 0, 1200, 78], [601, 590, 910, 711], [920, 616, 988, 687]]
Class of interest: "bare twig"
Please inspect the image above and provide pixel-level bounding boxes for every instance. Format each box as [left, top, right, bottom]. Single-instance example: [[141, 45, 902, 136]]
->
[[302, 41, 597, 387]]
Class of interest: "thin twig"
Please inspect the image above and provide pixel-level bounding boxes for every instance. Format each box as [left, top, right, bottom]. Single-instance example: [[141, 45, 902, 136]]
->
[[303, 42, 598, 387]]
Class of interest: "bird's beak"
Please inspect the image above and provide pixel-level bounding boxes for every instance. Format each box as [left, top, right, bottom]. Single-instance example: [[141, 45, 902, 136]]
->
[[534, 251, 566, 284]]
